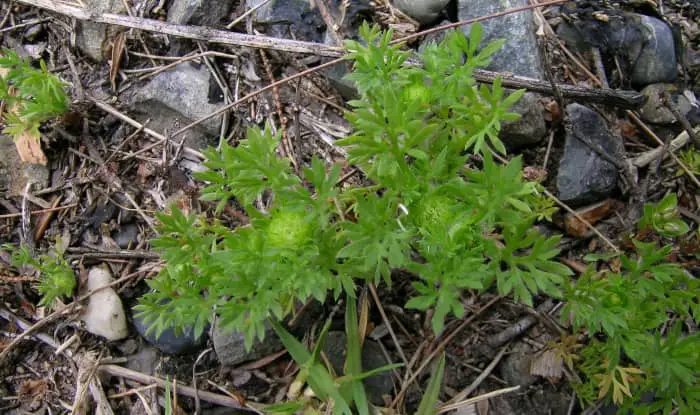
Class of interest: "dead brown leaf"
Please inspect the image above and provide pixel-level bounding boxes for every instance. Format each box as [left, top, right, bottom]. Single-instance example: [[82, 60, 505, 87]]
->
[[109, 31, 127, 91], [564, 199, 618, 238], [530, 348, 565, 380], [14, 131, 48, 165], [18, 378, 49, 402]]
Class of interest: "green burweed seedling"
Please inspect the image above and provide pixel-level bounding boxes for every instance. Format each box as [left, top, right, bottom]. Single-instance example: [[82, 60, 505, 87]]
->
[[0, 48, 69, 140], [563, 195, 698, 413]]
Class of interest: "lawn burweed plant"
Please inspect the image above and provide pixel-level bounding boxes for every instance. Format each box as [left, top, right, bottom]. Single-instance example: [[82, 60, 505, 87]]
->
[[134, 22, 569, 347], [563, 194, 699, 414], [131, 22, 697, 413]]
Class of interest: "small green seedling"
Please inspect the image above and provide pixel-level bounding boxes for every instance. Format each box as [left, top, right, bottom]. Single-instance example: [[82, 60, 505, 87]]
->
[[3, 241, 75, 307], [638, 193, 689, 237], [0, 48, 69, 140]]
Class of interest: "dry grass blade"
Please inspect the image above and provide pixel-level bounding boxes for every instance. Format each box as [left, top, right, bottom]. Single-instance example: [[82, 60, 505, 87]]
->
[[438, 386, 521, 414]]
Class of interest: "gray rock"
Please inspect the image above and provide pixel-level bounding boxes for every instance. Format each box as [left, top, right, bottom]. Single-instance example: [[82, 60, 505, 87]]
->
[[394, 0, 450, 25], [500, 91, 546, 148], [126, 346, 160, 375], [630, 15, 677, 85], [458, 0, 543, 79], [638, 83, 693, 124], [322, 331, 394, 406], [321, 1, 373, 99], [133, 312, 208, 355], [112, 223, 140, 249], [129, 63, 222, 149], [557, 104, 621, 206], [76, 0, 126, 61], [555, 13, 676, 86], [247, 0, 326, 43], [555, 21, 589, 55], [499, 342, 538, 388], [212, 319, 283, 366], [458, 1, 547, 147], [0, 135, 49, 197], [167, 0, 233, 27]]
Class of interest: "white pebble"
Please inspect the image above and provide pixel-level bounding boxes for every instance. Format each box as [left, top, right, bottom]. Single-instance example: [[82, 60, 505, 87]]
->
[[81, 266, 128, 341]]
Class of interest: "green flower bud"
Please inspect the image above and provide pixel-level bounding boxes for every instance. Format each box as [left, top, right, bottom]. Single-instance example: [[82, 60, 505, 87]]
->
[[415, 195, 454, 229], [406, 83, 430, 105], [266, 210, 311, 249]]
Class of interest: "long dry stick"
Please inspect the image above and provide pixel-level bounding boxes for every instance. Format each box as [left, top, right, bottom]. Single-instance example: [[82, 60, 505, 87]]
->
[[447, 344, 510, 405], [16, 0, 343, 57], [101, 365, 245, 409]]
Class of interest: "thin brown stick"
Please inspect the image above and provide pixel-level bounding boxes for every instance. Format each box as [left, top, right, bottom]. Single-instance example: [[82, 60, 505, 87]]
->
[[665, 93, 700, 148], [543, 188, 619, 252], [101, 365, 244, 409], [438, 385, 521, 414], [226, 0, 273, 29], [33, 195, 61, 241], [627, 111, 700, 188], [631, 130, 693, 168], [0, 203, 77, 219], [90, 99, 205, 160], [368, 284, 413, 374], [468, 68, 643, 109], [66, 247, 160, 260], [170, 58, 344, 139], [390, 296, 502, 408], [447, 343, 510, 404]]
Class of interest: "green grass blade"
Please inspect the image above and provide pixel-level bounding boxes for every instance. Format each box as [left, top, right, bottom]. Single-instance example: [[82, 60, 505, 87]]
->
[[345, 298, 370, 415], [416, 352, 445, 415], [269, 318, 313, 364]]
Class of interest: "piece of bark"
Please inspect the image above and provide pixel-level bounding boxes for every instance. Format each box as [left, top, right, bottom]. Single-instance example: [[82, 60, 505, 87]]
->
[[564, 199, 618, 238]]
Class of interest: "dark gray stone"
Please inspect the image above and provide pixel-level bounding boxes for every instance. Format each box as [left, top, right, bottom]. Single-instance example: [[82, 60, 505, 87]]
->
[[129, 63, 222, 149], [247, 0, 326, 43], [321, 1, 373, 99], [638, 83, 693, 124], [212, 319, 283, 366], [500, 91, 546, 148], [0, 135, 49, 197], [557, 104, 621, 206], [133, 313, 208, 355], [167, 0, 233, 27], [112, 223, 139, 249], [394, 0, 450, 25], [555, 13, 676, 86], [458, 0, 543, 79], [126, 346, 160, 375], [630, 15, 677, 85], [322, 331, 394, 406], [499, 342, 538, 388]]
